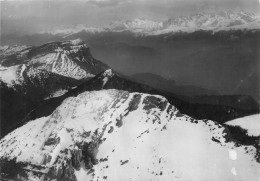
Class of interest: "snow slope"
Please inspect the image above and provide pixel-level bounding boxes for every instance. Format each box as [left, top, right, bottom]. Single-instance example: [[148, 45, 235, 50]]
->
[[0, 89, 259, 180], [225, 114, 260, 136], [0, 63, 80, 100]]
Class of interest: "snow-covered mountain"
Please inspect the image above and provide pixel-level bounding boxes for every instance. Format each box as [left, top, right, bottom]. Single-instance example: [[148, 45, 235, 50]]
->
[[0, 39, 108, 81], [0, 89, 259, 180], [41, 19, 163, 37], [40, 10, 260, 37], [158, 10, 259, 34]]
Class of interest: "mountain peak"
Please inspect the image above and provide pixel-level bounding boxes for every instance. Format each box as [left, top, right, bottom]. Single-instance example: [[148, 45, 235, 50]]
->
[[1, 89, 259, 180], [0, 39, 109, 81]]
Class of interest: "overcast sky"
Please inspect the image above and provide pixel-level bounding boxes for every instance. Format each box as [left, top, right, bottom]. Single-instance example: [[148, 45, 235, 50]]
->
[[1, 0, 260, 34]]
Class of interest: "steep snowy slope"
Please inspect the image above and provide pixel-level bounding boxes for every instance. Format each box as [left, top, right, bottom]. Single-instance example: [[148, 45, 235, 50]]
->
[[0, 89, 259, 180], [225, 114, 260, 136]]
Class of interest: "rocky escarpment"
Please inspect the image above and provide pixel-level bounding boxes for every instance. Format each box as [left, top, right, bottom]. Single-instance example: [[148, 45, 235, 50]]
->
[[0, 39, 109, 80], [0, 90, 259, 180]]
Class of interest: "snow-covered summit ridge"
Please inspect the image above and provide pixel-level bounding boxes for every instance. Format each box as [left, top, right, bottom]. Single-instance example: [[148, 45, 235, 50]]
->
[[0, 89, 259, 180]]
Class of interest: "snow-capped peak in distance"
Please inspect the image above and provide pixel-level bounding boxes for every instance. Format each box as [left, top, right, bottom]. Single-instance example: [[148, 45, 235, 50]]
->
[[41, 25, 106, 38], [164, 10, 256, 27], [153, 9, 260, 35], [40, 10, 260, 37], [106, 18, 163, 32]]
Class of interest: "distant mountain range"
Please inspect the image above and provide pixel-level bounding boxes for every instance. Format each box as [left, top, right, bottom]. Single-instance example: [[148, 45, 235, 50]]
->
[[40, 10, 260, 36]]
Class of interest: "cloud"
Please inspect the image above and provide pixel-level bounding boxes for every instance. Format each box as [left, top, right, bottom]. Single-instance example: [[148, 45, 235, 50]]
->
[[86, 0, 126, 7]]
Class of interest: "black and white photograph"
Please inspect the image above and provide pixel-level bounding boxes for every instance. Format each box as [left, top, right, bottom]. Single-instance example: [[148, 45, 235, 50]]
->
[[0, 0, 260, 180]]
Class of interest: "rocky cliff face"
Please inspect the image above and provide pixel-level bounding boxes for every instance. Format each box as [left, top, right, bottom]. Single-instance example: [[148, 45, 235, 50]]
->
[[0, 89, 259, 180]]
